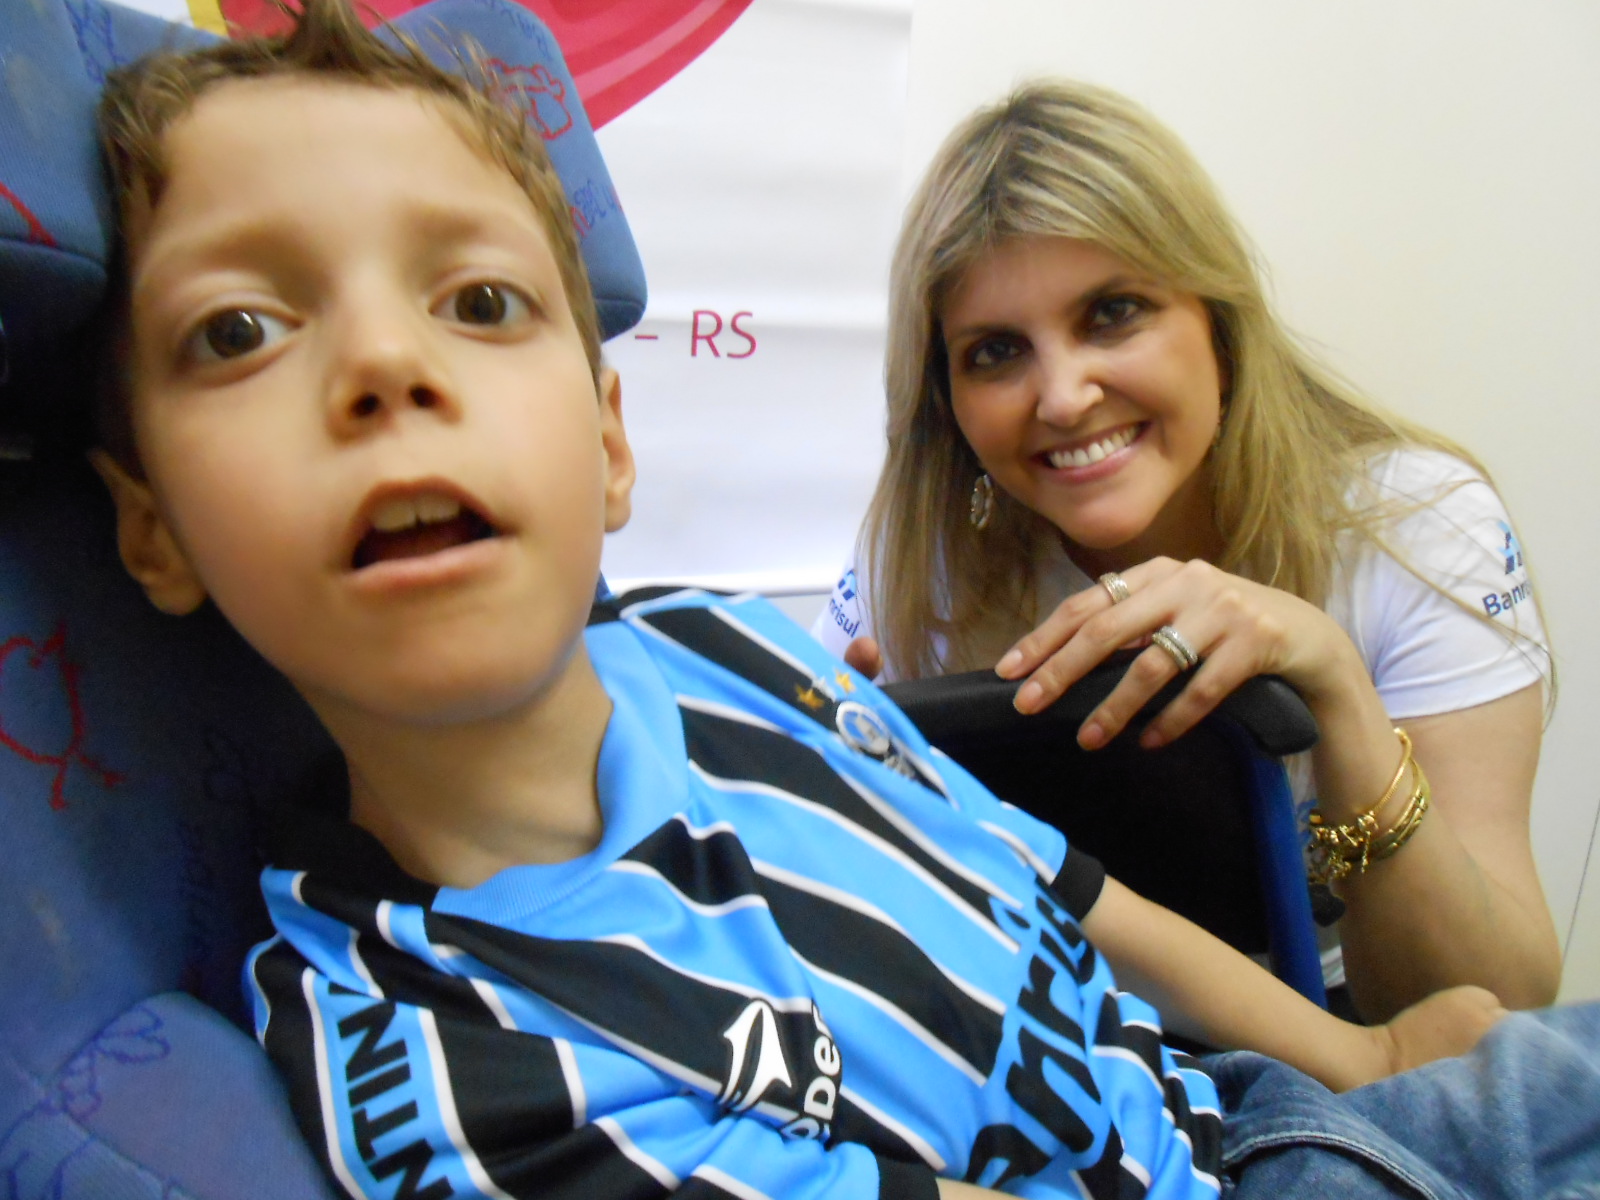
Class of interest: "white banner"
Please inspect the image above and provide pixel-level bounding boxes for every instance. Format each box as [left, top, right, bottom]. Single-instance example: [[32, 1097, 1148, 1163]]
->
[[595, 0, 907, 595]]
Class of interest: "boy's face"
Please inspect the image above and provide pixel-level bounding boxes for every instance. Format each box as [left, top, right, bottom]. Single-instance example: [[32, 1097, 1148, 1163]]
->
[[98, 76, 634, 726]]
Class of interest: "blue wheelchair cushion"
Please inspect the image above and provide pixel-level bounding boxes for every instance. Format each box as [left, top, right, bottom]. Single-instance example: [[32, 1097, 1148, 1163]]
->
[[1, 456, 342, 1197], [1, 1, 647, 1194], [2, 992, 336, 1199]]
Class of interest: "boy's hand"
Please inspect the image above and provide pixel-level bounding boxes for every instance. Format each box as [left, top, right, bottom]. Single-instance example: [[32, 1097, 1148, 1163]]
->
[[1369, 985, 1508, 1082], [844, 636, 884, 681]]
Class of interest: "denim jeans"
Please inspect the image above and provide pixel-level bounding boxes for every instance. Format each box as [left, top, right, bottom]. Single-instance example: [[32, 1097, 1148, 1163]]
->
[[1212, 1004, 1600, 1200]]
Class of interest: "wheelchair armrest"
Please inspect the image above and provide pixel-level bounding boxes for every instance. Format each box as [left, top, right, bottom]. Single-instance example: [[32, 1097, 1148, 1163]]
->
[[882, 650, 1318, 757]]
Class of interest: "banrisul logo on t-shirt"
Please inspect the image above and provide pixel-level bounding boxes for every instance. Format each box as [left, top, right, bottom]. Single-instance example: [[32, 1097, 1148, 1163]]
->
[[825, 569, 862, 639], [1482, 521, 1532, 618]]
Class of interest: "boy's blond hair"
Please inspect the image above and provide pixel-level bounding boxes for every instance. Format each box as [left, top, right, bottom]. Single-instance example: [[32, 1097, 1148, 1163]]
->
[[95, 0, 601, 469]]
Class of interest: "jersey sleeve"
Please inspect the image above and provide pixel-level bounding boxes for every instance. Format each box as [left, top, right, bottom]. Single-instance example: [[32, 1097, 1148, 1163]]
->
[[810, 558, 877, 669], [246, 934, 939, 1200], [1332, 451, 1550, 720]]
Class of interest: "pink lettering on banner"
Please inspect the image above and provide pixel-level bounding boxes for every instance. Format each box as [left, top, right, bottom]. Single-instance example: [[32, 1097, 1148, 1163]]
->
[[690, 309, 723, 357], [727, 311, 756, 358], [688, 309, 756, 359], [0, 182, 57, 248], [0, 626, 124, 810]]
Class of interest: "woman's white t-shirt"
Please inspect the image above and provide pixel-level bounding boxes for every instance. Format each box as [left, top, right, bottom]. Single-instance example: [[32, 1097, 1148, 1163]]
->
[[811, 449, 1550, 986]]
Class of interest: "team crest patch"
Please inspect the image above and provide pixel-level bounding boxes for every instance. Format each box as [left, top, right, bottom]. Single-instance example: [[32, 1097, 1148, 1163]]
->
[[835, 701, 917, 781]]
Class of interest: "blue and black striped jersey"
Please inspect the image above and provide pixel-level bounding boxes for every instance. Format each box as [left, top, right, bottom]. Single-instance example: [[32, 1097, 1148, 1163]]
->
[[247, 587, 1224, 1200]]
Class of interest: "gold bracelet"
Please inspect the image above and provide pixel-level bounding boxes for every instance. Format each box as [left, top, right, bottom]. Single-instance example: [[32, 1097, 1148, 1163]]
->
[[1368, 727, 1414, 820], [1308, 727, 1417, 884], [1369, 757, 1430, 864]]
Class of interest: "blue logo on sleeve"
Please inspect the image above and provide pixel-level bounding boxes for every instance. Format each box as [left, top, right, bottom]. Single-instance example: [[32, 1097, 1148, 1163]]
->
[[1483, 521, 1531, 617], [1499, 522, 1524, 575]]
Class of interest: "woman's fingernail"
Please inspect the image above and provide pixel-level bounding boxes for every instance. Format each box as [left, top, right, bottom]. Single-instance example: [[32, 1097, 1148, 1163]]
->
[[996, 649, 1022, 677], [1014, 680, 1043, 713], [1079, 722, 1106, 750], [1140, 727, 1165, 749]]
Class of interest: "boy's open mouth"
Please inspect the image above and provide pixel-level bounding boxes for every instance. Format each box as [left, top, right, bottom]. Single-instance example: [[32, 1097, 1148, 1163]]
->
[[351, 488, 499, 570]]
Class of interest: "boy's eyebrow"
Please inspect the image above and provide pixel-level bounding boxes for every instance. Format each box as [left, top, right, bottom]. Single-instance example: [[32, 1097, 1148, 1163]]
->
[[402, 201, 548, 249], [133, 198, 552, 306], [133, 221, 307, 303]]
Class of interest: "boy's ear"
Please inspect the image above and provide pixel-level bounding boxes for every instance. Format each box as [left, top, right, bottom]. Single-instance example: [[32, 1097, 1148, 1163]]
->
[[87, 449, 208, 615], [598, 367, 635, 534]]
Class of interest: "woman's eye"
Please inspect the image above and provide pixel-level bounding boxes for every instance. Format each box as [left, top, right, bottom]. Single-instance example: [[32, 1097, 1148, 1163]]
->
[[1086, 295, 1147, 332], [964, 335, 1024, 371], [443, 282, 532, 327], [187, 309, 289, 363]]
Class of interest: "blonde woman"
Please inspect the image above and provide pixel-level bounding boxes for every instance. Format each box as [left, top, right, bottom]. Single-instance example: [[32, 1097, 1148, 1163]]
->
[[814, 81, 1559, 1021]]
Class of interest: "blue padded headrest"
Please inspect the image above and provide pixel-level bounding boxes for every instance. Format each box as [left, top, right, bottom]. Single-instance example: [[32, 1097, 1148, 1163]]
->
[[0, 0, 646, 394]]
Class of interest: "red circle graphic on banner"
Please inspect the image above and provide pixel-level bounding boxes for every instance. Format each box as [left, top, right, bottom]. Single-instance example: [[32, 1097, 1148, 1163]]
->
[[214, 0, 753, 128]]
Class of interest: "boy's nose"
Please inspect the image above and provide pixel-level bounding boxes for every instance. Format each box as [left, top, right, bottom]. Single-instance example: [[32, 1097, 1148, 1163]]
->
[[346, 385, 446, 421], [326, 303, 460, 434]]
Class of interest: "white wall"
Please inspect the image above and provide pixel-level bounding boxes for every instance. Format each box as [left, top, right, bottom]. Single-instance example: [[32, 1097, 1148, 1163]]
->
[[902, 0, 1600, 1000]]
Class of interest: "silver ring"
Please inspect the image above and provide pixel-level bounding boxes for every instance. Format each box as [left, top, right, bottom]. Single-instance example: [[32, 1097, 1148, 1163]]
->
[[1151, 625, 1199, 671], [1098, 572, 1132, 605]]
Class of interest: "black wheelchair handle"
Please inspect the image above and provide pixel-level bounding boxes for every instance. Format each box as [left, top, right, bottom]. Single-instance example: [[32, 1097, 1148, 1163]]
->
[[882, 649, 1319, 758]]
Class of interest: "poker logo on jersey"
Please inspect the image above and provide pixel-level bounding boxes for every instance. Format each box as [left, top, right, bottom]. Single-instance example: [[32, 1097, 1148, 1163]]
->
[[719, 999, 843, 1141]]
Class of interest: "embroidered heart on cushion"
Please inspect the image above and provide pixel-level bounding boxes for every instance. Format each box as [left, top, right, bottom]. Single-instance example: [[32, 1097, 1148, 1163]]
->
[[213, 0, 753, 128], [0, 626, 123, 809], [0, 629, 78, 766]]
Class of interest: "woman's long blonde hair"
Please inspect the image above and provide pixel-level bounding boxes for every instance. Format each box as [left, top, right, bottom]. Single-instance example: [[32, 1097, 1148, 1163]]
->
[[866, 80, 1485, 679]]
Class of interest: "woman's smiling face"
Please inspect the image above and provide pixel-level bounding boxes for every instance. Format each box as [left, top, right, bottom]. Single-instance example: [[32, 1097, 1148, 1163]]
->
[[941, 236, 1225, 571]]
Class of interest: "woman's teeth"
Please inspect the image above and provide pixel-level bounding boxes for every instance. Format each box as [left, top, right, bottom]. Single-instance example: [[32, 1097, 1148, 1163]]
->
[[1047, 427, 1137, 469], [371, 493, 462, 533]]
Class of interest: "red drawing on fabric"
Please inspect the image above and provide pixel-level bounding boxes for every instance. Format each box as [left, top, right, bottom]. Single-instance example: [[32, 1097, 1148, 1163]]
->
[[212, 0, 752, 129], [0, 626, 124, 810], [0, 182, 58, 248], [486, 58, 573, 140]]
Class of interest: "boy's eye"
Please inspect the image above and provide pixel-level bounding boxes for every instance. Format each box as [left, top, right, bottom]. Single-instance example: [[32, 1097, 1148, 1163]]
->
[[187, 309, 290, 363], [441, 282, 532, 327]]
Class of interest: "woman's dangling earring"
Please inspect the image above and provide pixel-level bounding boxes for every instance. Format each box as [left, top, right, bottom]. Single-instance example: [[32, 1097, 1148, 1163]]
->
[[969, 472, 995, 531]]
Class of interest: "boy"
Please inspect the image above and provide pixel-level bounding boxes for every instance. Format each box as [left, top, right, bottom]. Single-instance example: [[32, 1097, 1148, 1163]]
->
[[87, 2, 1600, 1198]]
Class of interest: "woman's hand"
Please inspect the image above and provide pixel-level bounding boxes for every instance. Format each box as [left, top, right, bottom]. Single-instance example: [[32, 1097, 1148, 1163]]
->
[[996, 557, 1365, 750], [996, 558, 1560, 1018]]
